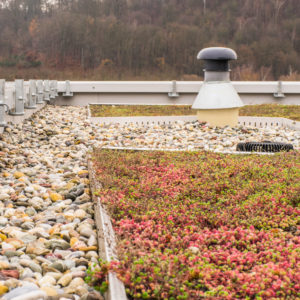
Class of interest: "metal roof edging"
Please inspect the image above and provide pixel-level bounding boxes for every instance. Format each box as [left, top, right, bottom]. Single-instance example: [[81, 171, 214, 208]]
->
[[88, 158, 128, 300]]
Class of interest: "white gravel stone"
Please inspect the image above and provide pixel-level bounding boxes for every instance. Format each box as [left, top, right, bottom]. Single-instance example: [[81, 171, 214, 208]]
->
[[0, 106, 101, 299], [38, 275, 56, 287], [0, 193, 10, 200]]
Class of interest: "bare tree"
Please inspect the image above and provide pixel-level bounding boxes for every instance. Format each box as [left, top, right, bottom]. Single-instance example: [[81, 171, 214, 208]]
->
[[272, 0, 288, 23]]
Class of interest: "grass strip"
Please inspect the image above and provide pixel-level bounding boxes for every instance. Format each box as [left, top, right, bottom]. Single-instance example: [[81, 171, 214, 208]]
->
[[90, 104, 300, 121]]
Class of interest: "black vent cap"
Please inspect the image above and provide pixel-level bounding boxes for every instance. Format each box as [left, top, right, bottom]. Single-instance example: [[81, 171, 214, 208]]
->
[[236, 141, 294, 153], [197, 47, 237, 72], [197, 47, 237, 61]]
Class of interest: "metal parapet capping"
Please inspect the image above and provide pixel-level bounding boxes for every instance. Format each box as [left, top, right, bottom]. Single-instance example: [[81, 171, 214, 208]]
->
[[54, 80, 300, 107]]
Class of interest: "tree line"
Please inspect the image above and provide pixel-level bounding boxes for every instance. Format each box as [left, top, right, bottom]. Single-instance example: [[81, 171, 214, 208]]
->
[[0, 0, 299, 80]]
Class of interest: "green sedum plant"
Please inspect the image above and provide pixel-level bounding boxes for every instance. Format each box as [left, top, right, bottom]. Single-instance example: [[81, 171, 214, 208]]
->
[[88, 150, 299, 299]]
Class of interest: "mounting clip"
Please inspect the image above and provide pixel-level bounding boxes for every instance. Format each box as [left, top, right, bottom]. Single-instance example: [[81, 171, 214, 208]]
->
[[9, 79, 25, 116], [0, 102, 9, 127], [0, 79, 9, 126], [43, 80, 50, 102], [274, 81, 285, 98], [53, 80, 59, 96], [36, 80, 44, 104], [50, 80, 58, 99], [63, 80, 73, 97], [168, 80, 179, 98], [25, 80, 37, 109]]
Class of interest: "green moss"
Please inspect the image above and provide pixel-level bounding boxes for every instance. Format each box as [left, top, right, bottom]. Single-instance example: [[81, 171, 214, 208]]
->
[[90, 104, 300, 121], [90, 105, 195, 117], [239, 104, 300, 121]]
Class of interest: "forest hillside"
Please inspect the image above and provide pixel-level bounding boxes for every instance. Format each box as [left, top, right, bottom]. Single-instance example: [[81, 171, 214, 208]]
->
[[0, 0, 299, 80]]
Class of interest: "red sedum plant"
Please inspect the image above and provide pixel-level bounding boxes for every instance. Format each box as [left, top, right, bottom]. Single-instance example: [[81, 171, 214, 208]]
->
[[90, 150, 300, 299]]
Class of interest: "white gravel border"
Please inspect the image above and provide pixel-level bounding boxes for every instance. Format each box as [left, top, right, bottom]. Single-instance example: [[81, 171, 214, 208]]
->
[[100, 146, 275, 155]]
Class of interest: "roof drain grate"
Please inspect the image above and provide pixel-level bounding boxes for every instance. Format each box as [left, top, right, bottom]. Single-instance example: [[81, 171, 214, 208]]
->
[[236, 141, 294, 152]]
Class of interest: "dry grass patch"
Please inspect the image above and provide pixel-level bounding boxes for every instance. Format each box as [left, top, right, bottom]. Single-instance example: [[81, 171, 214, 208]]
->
[[90, 104, 300, 121]]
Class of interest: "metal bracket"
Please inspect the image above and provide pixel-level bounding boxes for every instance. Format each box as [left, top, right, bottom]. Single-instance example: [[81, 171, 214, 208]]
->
[[168, 80, 179, 98], [274, 81, 285, 98], [63, 80, 73, 97], [43, 80, 50, 102], [9, 79, 25, 116], [36, 80, 44, 104], [54, 80, 58, 96], [0, 102, 9, 127], [0, 79, 9, 126], [25, 80, 37, 109], [50, 80, 57, 99], [0, 79, 5, 103]]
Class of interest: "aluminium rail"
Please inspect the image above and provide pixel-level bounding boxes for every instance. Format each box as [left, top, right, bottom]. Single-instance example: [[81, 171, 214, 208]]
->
[[55, 81, 300, 94], [88, 158, 127, 300], [54, 81, 300, 106]]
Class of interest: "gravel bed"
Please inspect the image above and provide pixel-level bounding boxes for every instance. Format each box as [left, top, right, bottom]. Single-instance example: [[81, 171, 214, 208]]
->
[[0, 105, 299, 299], [0, 107, 102, 300], [90, 120, 299, 153]]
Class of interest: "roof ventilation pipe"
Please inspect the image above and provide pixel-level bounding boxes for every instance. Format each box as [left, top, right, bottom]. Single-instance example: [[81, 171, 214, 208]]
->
[[192, 47, 244, 127]]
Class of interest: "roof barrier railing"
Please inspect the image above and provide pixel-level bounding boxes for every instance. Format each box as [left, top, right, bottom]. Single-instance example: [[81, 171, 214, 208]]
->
[[0, 79, 10, 127], [9, 79, 25, 116], [36, 80, 44, 104], [25, 80, 37, 109], [63, 80, 73, 97], [43, 80, 50, 102]]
